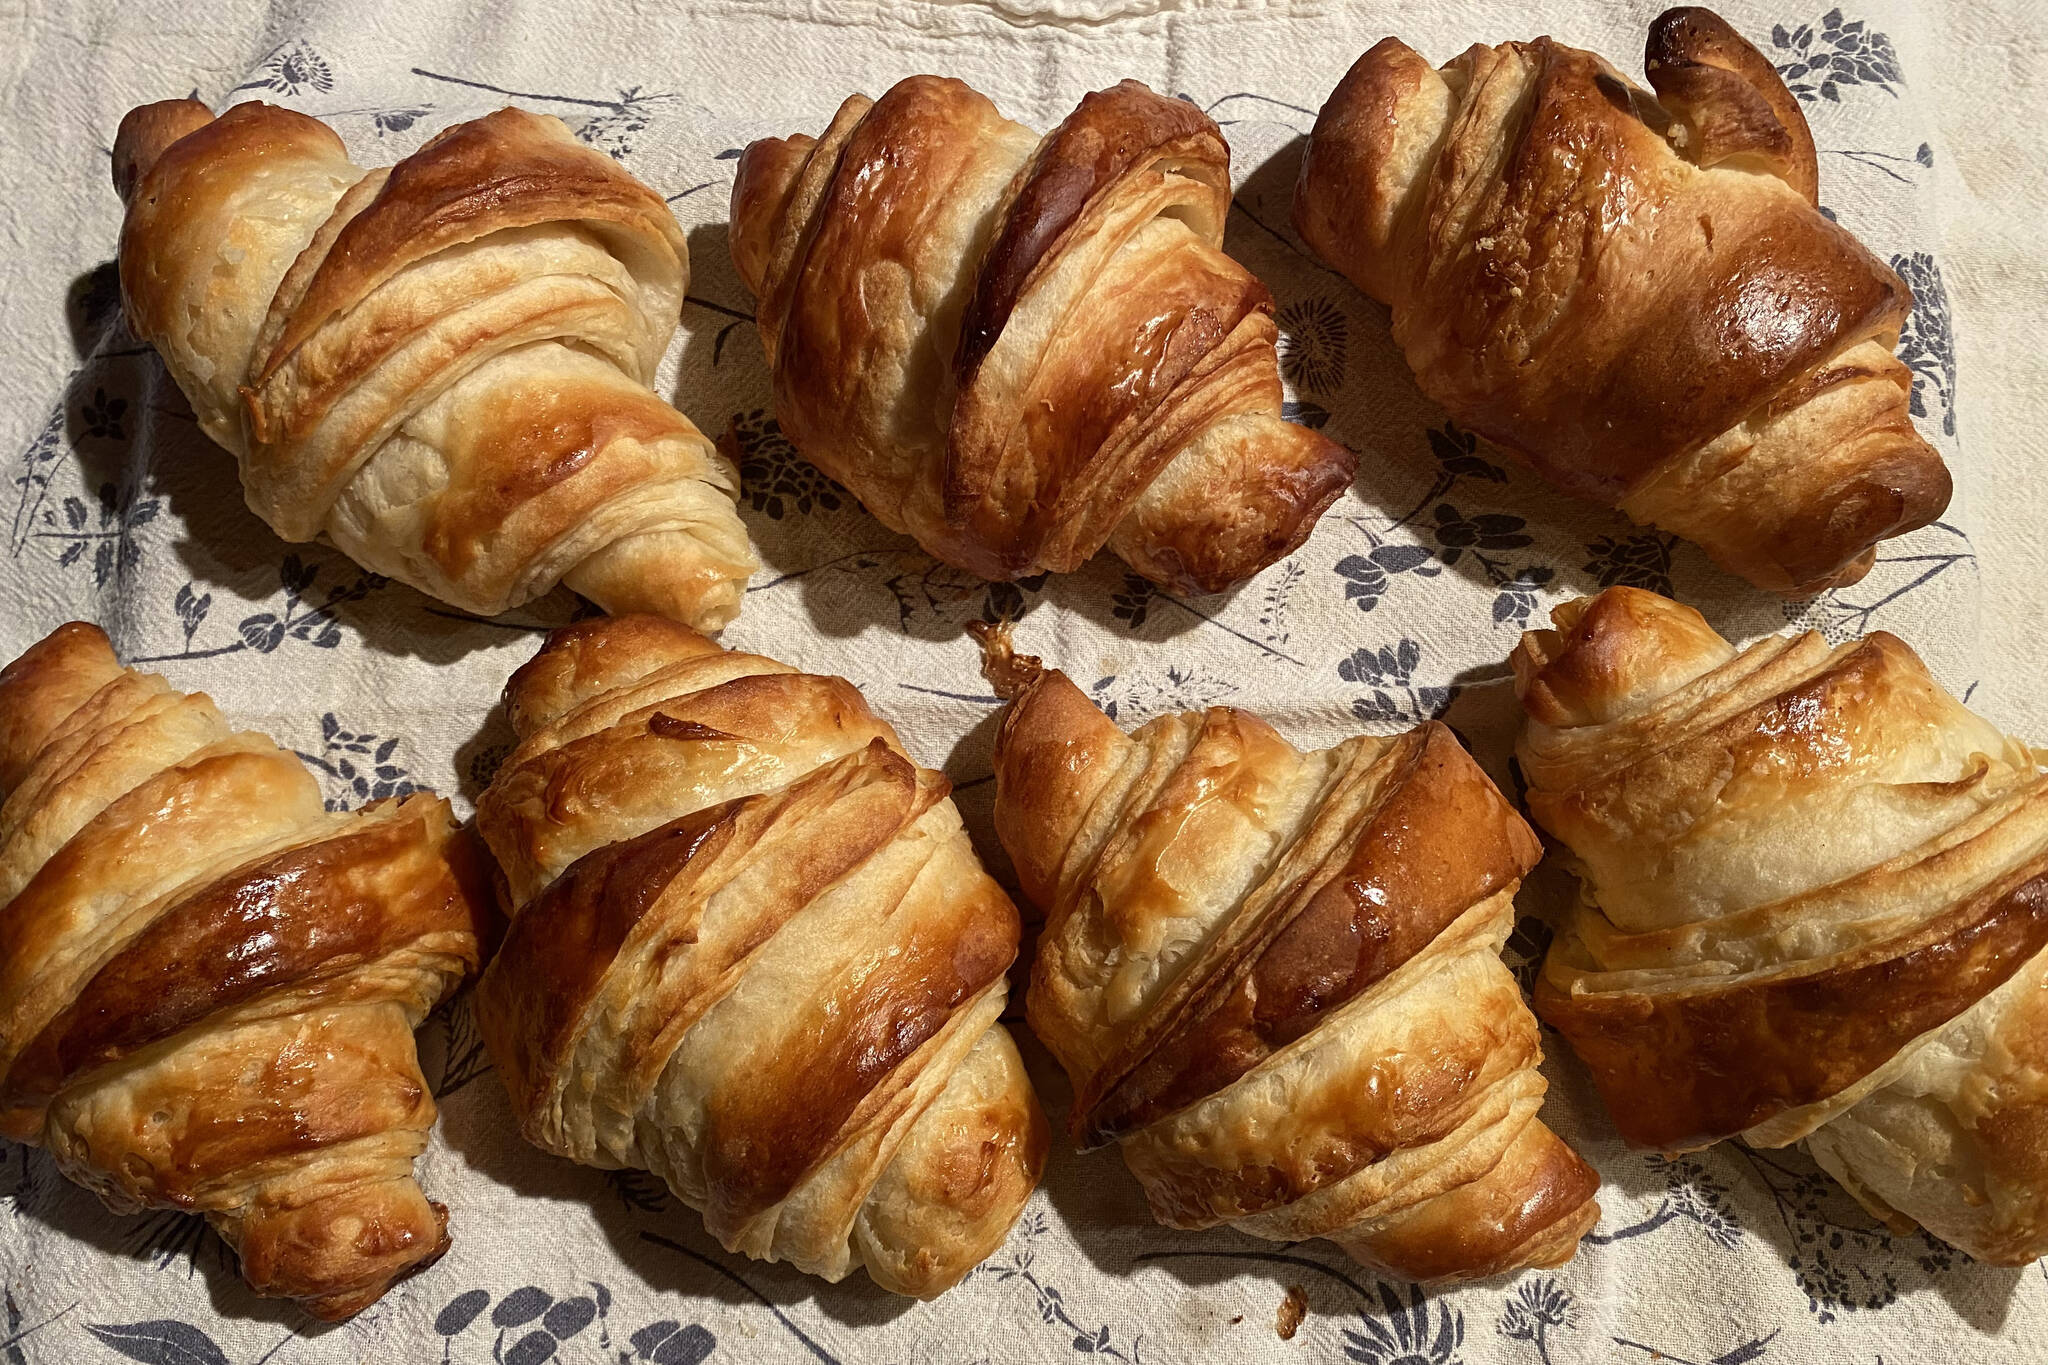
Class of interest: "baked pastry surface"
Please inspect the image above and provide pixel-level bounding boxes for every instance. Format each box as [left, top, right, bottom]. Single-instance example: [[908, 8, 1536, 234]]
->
[[474, 614, 1046, 1296], [976, 623, 1598, 1280], [1517, 587, 2048, 1263], [0, 622, 481, 1318], [730, 77, 1356, 594], [1294, 7, 1950, 595], [112, 100, 755, 628]]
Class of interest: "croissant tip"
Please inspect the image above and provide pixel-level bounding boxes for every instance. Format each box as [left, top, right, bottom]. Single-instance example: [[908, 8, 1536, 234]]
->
[[112, 98, 216, 204], [967, 620, 1043, 701]]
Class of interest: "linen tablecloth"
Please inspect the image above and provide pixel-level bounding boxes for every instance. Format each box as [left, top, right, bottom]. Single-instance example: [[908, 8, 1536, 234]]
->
[[3, 0, 2043, 1360]]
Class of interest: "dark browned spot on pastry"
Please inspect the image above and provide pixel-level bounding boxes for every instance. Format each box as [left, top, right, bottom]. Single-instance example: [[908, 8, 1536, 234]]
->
[[1540, 858, 2048, 1150], [700, 871, 1020, 1229], [648, 714, 740, 742], [955, 80, 1225, 386], [477, 799, 742, 1118], [7, 799, 473, 1113]]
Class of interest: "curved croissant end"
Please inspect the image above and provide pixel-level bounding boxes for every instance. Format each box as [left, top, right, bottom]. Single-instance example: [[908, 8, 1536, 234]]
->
[[113, 101, 756, 629], [473, 615, 1046, 1296], [973, 624, 1599, 1281], [1294, 9, 1950, 596], [0, 623, 481, 1318], [730, 77, 1356, 595], [1516, 588, 2048, 1264]]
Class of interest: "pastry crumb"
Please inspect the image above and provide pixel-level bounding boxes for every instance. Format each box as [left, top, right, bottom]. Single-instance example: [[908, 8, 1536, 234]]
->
[[1276, 1285, 1309, 1340]]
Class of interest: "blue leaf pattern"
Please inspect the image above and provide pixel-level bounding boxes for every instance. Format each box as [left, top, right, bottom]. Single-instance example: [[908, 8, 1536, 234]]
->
[[1891, 251, 1958, 436], [82, 1321, 229, 1365], [1770, 10, 1904, 102]]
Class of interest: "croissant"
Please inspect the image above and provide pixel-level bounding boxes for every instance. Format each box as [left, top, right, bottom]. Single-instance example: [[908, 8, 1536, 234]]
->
[[729, 77, 1356, 595], [1293, 7, 1950, 597], [971, 623, 1599, 1280], [472, 613, 1046, 1295], [0, 623, 480, 1317], [112, 100, 756, 629], [1515, 587, 2048, 1264]]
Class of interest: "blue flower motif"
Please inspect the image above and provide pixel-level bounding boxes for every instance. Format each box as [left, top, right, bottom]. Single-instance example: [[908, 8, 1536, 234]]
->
[[1583, 532, 1676, 596], [46, 480, 157, 586], [79, 387, 127, 441], [1498, 1276, 1574, 1361], [1342, 1282, 1465, 1365], [1334, 545, 1438, 613], [232, 37, 334, 97], [1111, 572, 1157, 629], [1491, 564, 1555, 627], [297, 714, 419, 811], [1771, 10, 1903, 102], [373, 106, 431, 137], [1340, 639, 1420, 689], [1339, 639, 1454, 724], [1427, 503, 1530, 566], [1891, 252, 1956, 436], [1276, 296, 1349, 394]]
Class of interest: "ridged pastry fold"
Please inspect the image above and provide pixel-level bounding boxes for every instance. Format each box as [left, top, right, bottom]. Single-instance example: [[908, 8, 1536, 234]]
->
[[1516, 587, 2048, 1264], [112, 100, 755, 628], [0, 623, 481, 1318], [1293, 7, 1950, 595], [974, 623, 1598, 1281], [473, 614, 1046, 1296], [729, 77, 1356, 594]]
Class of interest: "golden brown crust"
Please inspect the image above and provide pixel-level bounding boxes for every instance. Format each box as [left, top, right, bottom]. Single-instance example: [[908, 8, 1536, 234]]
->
[[502, 611, 727, 737], [1290, 39, 1447, 307], [1517, 587, 2048, 1263], [0, 623, 480, 1319], [113, 100, 754, 627], [226, 1179, 451, 1319], [0, 621, 126, 791], [7, 799, 468, 1111], [854, 1024, 1050, 1295], [110, 98, 219, 203], [408, 375, 704, 590], [973, 622, 1127, 913], [952, 80, 1228, 387], [474, 615, 1044, 1294], [116, 102, 347, 392], [732, 76, 1354, 595], [251, 107, 683, 387], [982, 629, 1594, 1280], [1645, 6, 1819, 201], [1511, 585, 1737, 729], [702, 827, 1017, 1230], [1294, 9, 1950, 596], [1540, 856, 2048, 1149], [1339, 1120, 1603, 1281], [1079, 725, 1542, 1144]]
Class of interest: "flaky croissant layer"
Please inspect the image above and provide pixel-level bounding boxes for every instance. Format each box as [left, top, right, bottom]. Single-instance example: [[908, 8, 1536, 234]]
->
[[974, 624, 1598, 1281], [0, 623, 481, 1318], [113, 100, 756, 629], [1294, 7, 1950, 596], [1517, 588, 2048, 1265], [731, 77, 1355, 595], [473, 614, 1045, 1296]]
